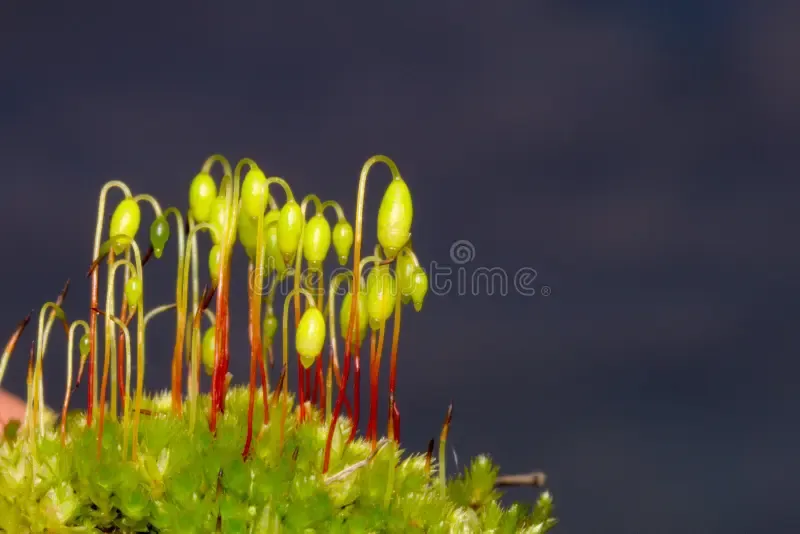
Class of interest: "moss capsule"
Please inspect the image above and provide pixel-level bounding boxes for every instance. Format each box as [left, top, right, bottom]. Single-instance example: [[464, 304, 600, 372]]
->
[[209, 244, 221, 284], [302, 213, 331, 270], [208, 197, 228, 246], [241, 167, 269, 220], [296, 307, 325, 369], [277, 200, 303, 263], [411, 268, 428, 311], [202, 327, 215, 376], [189, 172, 217, 223], [366, 265, 397, 329], [377, 178, 413, 258], [237, 208, 259, 259], [263, 211, 286, 276], [339, 290, 368, 344], [332, 220, 354, 266], [109, 198, 141, 254], [124, 276, 142, 306], [396, 251, 417, 303], [79, 333, 91, 358], [149, 216, 170, 259], [263, 313, 278, 341]]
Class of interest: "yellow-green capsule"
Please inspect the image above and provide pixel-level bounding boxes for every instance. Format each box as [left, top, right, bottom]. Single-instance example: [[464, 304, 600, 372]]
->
[[296, 307, 325, 369], [332, 220, 354, 265], [377, 178, 413, 258], [79, 333, 91, 358], [302, 213, 331, 270], [263, 313, 278, 341], [396, 250, 417, 304], [241, 167, 269, 220], [109, 198, 141, 254], [149, 217, 170, 259], [366, 265, 397, 329], [263, 211, 286, 276], [410, 268, 428, 311], [189, 172, 217, 223], [202, 327, 215, 376], [237, 208, 259, 259], [209, 244, 221, 284], [124, 276, 142, 306], [208, 196, 229, 246], [278, 200, 303, 263], [339, 290, 368, 344]]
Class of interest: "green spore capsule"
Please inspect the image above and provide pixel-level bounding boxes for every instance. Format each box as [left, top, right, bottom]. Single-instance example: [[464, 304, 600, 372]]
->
[[202, 327, 215, 376], [79, 333, 91, 358], [339, 290, 368, 344], [263, 314, 278, 341], [263, 211, 286, 276], [209, 197, 229, 246], [332, 220, 354, 266], [149, 216, 170, 259], [277, 200, 303, 263], [109, 198, 141, 254], [241, 166, 269, 220], [189, 172, 217, 223], [377, 178, 413, 258], [208, 244, 221, 284], [411, 268, 428, 311], [296, 307, 325, 369], [396, 251, 417, 303], [302, 213, 331, 270], [366, 265, 397, 329], [237, 208, 259, 259], [124, 276, 142, 306]]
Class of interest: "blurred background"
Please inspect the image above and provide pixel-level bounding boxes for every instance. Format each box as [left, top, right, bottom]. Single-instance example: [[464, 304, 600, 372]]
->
[[1, 1, 798, 532]]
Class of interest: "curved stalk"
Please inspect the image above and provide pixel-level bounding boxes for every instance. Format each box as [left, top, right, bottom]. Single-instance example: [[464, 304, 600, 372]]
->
[[62, 320, 89, 444], [323, 157, 400, 473], [88, 180, 132, 426], [33, 302, 68, 436], [0, 312, 32, 391]]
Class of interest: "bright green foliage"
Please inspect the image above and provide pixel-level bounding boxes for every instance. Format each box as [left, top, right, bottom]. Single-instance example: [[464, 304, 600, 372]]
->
[[377, 178, 413, 258], [109, 198, 141, 254], [332, 220, 353, 266], [0, 387, 556, 533], [366, 264, 397, 329], [189, 172, 217, 223], [340, 291, 368, 344], [277, 200, 303, 263], [302, 214, 331, 271], [149, 216, 170, 259], [296, 307, 325, 368]]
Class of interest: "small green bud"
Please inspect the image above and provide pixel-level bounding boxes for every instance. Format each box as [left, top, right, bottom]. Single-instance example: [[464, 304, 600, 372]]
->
[[339, 290, 368, 344], [124, 276, 142, 306], [366, 265, 397, 329], [79, 333, 91, 358], [202, 328, 215, 376], [208, 244, 221, 284], [263, 211, 286, 276], [149, 216, 170, 259], [302, 213, 331, 270], [209, 197, 228, 245], [109, 198, 141, 254], [396, 251, 417, 303], [332, 220, 354, 265], [237, 208, 258, 258], [189, 172, 217, 223], [377, 178, 413, 258], [277, 200, 303, 263], [241, 167, 269, 220], [263, 314, 278, 341], [410, 268, 428, 311], [296, 307, 325, 369]]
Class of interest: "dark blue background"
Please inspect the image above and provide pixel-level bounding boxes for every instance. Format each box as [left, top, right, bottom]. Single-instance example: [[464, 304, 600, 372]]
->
[[1, 1, 798, 532]]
